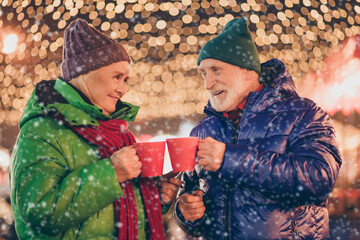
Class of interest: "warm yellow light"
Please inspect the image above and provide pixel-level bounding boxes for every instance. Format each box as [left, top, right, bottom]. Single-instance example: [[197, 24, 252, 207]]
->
[[2, 34, 18, 54], [156, 20, 166, 29]]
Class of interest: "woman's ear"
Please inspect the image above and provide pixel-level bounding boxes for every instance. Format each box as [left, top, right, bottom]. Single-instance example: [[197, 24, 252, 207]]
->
[[68, 74, 82, 87], [69, 71, 94, 92]]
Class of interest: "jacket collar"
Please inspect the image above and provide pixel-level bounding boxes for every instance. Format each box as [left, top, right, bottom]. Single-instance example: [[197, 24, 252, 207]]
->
[[53, 78, 139, 123], [19, 78, 139, 128]]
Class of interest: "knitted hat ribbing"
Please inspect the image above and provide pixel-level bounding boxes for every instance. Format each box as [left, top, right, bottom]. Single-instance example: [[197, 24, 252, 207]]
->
[[197, 17, 261, 74], [61, 19, 131, 81]]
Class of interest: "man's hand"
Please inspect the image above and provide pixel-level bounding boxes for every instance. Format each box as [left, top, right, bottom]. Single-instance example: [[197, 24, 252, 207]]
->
[[178, 190, 205, 222], [110, 146, 142, 183], [157, 171, 182, 205], [197, 137, 225, 171]]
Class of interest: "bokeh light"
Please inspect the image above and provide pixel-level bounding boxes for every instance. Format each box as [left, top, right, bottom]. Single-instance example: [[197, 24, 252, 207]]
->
[[2, 34, 18, 54], [0, 0, 359, 125]]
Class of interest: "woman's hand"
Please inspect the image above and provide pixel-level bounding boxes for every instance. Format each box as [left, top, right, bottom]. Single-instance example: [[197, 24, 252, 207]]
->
[[110, 146, 142, 183], [157, 171, 182, 205]]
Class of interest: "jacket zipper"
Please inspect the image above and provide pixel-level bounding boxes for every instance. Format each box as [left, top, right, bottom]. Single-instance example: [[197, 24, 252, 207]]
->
[[225, 186, 230, 240], [225, 121, 240, 240], [292, 220, 299, 240], [205, 92, 256, 240]]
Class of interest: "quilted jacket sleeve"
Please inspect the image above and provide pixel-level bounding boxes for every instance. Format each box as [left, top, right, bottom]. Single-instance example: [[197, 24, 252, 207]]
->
[[219, 103, 342, 204], [10, 118, 124, 236], [173, 172, 206, 237]]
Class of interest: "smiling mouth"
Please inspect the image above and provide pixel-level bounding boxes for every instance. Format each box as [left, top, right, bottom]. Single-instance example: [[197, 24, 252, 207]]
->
[[214, 90, 224, 96], [110, 96, 119, 101]]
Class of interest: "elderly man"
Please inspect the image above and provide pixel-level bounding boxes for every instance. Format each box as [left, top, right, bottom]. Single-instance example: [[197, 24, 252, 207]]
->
[[174, 17, 342, 240]]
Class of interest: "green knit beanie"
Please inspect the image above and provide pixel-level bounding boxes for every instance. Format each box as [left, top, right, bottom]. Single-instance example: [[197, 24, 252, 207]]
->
[[197, 17, 261, 74]]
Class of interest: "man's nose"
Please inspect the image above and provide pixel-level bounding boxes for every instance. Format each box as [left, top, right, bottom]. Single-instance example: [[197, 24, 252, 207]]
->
[[205, 74, 216, 90]]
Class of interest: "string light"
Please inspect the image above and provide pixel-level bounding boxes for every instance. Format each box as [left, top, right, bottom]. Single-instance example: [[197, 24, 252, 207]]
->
[[0, 0, 359, 125]]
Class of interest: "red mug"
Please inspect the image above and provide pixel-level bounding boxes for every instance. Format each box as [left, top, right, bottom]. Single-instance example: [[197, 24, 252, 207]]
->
[[166, 137, 199, 172], [133, 141, 165, 177]]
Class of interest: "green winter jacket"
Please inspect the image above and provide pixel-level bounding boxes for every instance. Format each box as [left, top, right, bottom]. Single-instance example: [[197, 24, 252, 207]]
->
[[9, 78, 149, 239]]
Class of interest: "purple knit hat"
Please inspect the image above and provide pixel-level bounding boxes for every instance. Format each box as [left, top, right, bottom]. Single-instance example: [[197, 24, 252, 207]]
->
[[61, 18, 131, 81]]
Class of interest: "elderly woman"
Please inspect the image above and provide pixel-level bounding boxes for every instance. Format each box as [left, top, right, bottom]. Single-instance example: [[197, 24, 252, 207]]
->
[[9, 19, 181, 239]]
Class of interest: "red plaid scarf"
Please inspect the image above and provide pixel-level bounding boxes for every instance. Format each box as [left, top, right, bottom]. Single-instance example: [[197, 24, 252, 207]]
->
[[55, 114, 165, 239]]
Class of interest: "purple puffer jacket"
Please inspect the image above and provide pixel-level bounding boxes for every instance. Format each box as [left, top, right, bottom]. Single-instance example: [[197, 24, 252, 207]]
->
[[174, 59, 342, 240]]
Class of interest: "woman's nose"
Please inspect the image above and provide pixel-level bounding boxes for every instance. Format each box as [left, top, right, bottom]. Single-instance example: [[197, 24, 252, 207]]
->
[[117, 81, 127, 97]]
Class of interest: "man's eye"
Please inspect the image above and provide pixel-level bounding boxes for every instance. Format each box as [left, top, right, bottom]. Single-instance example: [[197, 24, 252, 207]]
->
[[124, 77, 129, 83], [213, 68, 219, 72]]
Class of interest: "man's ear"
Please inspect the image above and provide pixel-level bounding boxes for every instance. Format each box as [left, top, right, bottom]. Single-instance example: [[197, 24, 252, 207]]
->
[[245, 69, 259, 83]]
